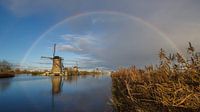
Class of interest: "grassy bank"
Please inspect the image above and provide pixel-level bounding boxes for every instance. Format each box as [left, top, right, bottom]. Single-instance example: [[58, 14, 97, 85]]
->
[[65, 68, 101, 76], [0, 72, 15, 78], [111, 43, 200, 112], [0, 60, 15, 78], [79, 70, 101, 75]]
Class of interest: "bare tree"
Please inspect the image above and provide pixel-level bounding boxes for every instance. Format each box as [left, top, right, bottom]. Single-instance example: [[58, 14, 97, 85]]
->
[[0, 60, 13, 72]]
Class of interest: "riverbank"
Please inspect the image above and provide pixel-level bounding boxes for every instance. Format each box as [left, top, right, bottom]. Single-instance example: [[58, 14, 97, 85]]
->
[[0, 71, 44, 78], [0, 72, 15, 78]]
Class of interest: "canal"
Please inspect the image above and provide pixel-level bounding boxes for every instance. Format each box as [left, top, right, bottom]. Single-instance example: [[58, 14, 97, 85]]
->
[[0, 74, 112, 112]]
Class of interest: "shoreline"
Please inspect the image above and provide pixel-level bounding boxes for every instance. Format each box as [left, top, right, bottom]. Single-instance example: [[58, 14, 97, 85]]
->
[[0, 72, 15, 78]]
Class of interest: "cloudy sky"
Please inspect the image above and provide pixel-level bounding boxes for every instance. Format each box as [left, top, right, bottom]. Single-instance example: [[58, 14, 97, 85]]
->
[[0, 0, 200, 70]]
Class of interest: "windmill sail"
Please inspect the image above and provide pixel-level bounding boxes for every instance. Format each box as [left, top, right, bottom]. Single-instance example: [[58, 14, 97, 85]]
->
[[53, 44, 56, 57]]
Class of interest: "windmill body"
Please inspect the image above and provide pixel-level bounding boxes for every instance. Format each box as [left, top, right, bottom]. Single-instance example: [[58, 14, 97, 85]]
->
[[51, 56, 63, 75], [41, 44, 64, 76]]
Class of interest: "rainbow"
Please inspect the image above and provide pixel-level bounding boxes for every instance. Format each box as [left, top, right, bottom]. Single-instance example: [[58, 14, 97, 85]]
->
[[20, 11, 183, 65]]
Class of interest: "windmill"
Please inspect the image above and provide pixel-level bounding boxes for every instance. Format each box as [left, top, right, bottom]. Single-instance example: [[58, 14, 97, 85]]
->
[[41, 44, 64, 75], [73, 61, 79, 73]]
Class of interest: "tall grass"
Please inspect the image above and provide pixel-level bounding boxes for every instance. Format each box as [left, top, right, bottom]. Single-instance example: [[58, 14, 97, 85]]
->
[[111, 43, 200, 112]]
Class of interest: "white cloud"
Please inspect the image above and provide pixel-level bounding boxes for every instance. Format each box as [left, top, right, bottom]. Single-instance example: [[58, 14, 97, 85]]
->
[[61, 34, 81, 41], [1, 0, 195, 18], [58, 33, 99, 53], [57, 44, 82, 52]]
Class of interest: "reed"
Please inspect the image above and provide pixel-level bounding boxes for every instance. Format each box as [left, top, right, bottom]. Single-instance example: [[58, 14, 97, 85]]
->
[[111, 43, 200, 112]]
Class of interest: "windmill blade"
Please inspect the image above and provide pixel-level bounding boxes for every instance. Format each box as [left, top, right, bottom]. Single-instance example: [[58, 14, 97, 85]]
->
[[60, 57, 64, 60], [38, 62, 52, 65], [53, 44, 56, 57], [41, 56, 53, 59]]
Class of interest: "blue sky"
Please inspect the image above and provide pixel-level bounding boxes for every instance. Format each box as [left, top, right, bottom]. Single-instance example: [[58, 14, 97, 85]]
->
[[0, 0, 200, 70]]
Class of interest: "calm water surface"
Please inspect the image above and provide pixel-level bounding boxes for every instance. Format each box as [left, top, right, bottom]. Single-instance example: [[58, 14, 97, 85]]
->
[[0, 74, 112, 112]]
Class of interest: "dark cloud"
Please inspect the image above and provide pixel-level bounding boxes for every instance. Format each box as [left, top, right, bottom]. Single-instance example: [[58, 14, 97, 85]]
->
[[2, 0, 200, 69], [1, 0, 198, 18], [53, 14, 176, 68]]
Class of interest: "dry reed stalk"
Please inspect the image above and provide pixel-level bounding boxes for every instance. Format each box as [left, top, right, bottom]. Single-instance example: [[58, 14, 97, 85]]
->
[[111, 43, 200, 111]]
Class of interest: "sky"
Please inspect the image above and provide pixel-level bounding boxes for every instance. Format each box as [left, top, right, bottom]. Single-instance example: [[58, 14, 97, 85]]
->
[[0, 0, 200, 70]]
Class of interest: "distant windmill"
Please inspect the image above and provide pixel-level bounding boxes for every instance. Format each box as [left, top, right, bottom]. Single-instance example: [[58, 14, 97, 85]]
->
[[41, 44, 64, 75], [73, 61, 79, 73]]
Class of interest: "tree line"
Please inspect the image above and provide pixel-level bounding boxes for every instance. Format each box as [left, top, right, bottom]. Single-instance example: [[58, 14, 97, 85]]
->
[[0, 60, 13, 72]]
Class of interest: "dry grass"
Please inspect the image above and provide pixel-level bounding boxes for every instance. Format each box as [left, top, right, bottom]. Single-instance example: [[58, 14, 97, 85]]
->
[[111, 43, 200, 112]]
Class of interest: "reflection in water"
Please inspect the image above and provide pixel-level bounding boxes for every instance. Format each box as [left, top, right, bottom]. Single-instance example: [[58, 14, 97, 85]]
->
[[51, 76, 63, 94], [51, 76, 63, 112], [0, 74, 112, 112], [51, 75, 79, 112], [51, 75, 79, 94], [63, 75, 78, 84], [0, 78, 12, 92]]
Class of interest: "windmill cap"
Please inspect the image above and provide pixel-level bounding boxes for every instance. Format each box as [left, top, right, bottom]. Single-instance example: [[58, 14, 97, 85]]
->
[[53, 56, 61, 59]]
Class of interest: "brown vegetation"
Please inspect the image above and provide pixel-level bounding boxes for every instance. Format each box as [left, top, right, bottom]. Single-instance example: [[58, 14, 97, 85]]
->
[[0, 60, 14, 78], [111, 43, 200, 112]]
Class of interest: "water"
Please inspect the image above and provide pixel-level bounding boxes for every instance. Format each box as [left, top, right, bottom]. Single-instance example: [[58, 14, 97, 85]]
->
[[0, 74, 112, 112]]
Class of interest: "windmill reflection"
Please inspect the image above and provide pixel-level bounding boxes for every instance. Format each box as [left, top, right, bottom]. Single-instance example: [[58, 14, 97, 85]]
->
[[51, 75, 79, 94], [63, 75, 78, 83], [51, 76, 63, 94], [50, 75, 78, 111]]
